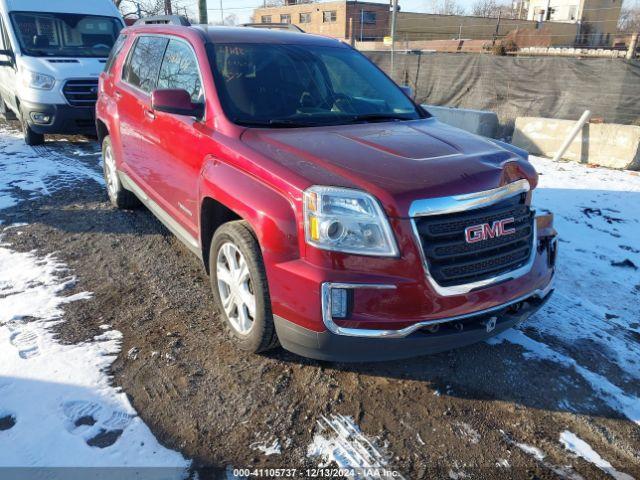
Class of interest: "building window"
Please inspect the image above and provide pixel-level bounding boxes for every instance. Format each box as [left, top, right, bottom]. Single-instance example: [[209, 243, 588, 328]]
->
[[299, 12, 311, 23], [362, 11, 376, 24], [323, 10, 337, 23], [261, 15, 272, 23], [280, 14, 291, 23]]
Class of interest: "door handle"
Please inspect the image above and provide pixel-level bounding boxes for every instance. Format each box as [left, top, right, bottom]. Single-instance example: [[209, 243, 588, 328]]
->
[[144, 109, 156, 120], [114, 90, 123, 99]]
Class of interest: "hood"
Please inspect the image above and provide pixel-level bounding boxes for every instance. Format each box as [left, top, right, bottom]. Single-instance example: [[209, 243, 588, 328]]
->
[[241, 118, 537, 218], [19, 56, 106, 79]]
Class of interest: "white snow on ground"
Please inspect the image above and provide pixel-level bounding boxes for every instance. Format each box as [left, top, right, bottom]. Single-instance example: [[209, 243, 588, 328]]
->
[[490, 157, 640, 425], [250, 438, 282, 456], [0, 129, 189, 476], [307, 414, 404, 480], [0, 125, 102, 210], [559, 431, 635, 480], [501, 430, 585, 480]]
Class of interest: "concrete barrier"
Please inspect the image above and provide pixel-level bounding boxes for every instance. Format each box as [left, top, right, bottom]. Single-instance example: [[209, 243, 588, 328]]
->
[[512, 117, 640, 170], [423, 104, 499, 138]]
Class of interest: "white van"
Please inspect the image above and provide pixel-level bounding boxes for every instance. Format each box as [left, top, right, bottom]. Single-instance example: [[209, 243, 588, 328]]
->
[[0, 0, 124, 144]]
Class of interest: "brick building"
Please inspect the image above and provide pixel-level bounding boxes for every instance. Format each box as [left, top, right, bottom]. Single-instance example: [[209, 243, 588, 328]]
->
[[252, 1, 390, 41]]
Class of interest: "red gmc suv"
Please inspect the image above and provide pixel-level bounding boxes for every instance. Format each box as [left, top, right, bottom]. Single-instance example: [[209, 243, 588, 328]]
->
[[96, 17, 558, 361]]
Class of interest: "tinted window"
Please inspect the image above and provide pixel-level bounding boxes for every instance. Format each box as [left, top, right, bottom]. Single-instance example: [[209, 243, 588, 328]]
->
[[123, 36, 168, 93], [105, 34, 127, 73], [157, 39, 203, 103], [211, 43, 420, 127]]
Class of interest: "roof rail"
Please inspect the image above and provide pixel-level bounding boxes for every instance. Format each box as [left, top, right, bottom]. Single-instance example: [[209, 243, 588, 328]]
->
[[240, 22, 304, 33], [134, 15, 191, 26]]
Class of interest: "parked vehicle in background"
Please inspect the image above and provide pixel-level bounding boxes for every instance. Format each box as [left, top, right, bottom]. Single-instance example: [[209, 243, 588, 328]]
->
[[96, 17, 558, 361], [0, 0, 124, 145]]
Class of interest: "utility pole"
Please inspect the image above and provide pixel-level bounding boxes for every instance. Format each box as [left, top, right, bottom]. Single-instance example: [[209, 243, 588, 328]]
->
[[492, 10, 501, 47], [349, 17, 355, 46], [198, 0, 208, 24], [219, 0, 224, 24], [627, 33, 639, 60], [390, 0, 398, 79], [164, 0, 172, 15]]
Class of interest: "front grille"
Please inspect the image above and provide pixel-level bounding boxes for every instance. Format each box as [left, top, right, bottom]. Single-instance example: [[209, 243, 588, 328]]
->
[[414, 194, 534, 287], [63, 79, 98, 107]]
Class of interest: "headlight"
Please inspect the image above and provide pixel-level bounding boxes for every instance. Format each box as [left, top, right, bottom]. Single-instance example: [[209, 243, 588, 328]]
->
[[303, 186, 399, 257], [21, 69, 55, 90]]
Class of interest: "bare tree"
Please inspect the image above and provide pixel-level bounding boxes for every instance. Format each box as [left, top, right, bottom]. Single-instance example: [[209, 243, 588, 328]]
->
[[619, 0, 640, 33], [429, 0, 467, 16], [224, 13, 238, 26], [115, 0, 190, 19], [471, 0, 513, 18]]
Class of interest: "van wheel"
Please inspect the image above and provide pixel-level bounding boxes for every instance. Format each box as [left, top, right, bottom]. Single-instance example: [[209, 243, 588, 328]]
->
[[21, 113, 45, 146], [0, 99, 16, 121], [210, 221, 279, 353], [102, 135, 140, 209]]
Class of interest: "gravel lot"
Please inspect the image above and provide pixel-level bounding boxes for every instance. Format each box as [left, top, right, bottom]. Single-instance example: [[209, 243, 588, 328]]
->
[[1, 122, 639, 479]]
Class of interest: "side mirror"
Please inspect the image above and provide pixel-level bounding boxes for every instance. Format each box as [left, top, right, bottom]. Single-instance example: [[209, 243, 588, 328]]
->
[[400, 85, 414, 98], [151, 89, 204, 118], [0, 49, 14, 68]]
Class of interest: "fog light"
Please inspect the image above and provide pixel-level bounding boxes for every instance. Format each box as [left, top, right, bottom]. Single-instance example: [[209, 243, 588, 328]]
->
[[330, 288, 348, 319], [30, 112, 52, 124]]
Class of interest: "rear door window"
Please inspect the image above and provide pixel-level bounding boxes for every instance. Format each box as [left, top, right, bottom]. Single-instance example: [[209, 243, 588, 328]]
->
[[157, 39, 203, 103], [122, 36, 168, 93]]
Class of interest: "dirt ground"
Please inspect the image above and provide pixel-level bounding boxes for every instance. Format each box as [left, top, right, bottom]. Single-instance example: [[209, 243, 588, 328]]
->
[[1, 126, 639, 480]]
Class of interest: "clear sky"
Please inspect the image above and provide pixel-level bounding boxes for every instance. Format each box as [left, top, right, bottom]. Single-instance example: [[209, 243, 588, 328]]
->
[[203, 0, 477, 24]]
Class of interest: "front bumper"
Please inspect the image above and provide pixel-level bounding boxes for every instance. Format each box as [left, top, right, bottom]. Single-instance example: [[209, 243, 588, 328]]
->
[[275, 282, 554, 362], [20, 100, 96, 135]]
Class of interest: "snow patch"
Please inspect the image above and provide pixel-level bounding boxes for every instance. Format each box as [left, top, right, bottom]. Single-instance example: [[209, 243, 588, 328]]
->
[[489, 157, 640, 425], [250, 438, 281, 456], [0, 238, 188, 471], [307, 414, 404, 479], [559, 431, 634, 480], [0, 126, 102, 210]]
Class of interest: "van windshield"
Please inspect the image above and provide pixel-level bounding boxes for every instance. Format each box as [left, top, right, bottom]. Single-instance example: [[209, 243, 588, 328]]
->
[[10, 12, 122, 58], [210, 43, 424, 128]]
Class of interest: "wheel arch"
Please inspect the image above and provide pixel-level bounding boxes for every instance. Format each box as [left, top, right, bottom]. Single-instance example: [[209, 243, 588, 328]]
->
[[96, 119, 109, 146], [199, 158, 301, 275]]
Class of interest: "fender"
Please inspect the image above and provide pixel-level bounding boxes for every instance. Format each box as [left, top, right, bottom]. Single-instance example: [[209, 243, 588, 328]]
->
[[199, 156, 302, 266]]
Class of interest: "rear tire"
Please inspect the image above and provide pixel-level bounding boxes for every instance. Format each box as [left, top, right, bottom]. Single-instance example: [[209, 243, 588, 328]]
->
[[210, 221, 279, 353], [21, 112, 44, 146], [102, 135, 140, 209]]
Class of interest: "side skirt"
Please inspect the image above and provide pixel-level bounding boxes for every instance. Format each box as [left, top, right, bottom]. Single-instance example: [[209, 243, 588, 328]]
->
[[119, 171, 202, 260]]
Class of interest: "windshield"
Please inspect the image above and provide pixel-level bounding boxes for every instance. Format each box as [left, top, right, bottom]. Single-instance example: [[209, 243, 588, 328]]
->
[[10, 12, 122, 58], [210, 43, 424, 127]]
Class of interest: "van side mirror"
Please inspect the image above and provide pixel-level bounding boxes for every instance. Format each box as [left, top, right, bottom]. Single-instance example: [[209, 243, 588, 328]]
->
[[151, 89, 204, 118], [400, 85, 414, 98], [0, 49, 14, 68]]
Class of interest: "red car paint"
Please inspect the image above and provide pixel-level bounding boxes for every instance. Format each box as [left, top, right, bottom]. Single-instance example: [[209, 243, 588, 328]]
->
[[96, 25, 556, 359]]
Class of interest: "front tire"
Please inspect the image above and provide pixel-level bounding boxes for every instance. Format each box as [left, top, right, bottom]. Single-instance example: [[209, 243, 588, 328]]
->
[[21, 113, 44, 146], [210, 221, 279, 353], [102, 135, 139, 209]]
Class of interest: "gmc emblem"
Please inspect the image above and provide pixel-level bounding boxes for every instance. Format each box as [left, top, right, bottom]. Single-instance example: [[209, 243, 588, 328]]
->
[[465, 217, 516, 244]]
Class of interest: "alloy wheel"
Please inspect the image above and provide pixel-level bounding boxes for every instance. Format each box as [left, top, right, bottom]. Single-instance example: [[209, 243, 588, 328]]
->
[[216, 242, 256, 335]]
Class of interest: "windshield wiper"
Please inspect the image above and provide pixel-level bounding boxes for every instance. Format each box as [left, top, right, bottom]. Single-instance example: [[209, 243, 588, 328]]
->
[[348, 113, 414, 123]]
